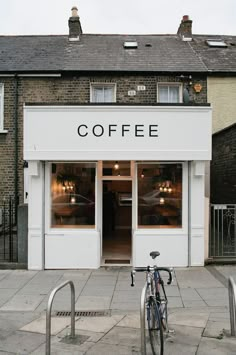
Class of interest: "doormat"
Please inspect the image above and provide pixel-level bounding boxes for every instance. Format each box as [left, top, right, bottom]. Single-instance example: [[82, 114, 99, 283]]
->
[[105, 259, 130, 264]]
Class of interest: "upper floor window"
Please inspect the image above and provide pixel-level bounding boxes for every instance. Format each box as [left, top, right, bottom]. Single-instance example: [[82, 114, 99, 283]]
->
[[90, 84, 116, 103], [0, 84, 4, 131], [157, 84, 182, 103]]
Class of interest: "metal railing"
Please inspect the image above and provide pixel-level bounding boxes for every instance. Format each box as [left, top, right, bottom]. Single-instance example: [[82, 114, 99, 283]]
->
[[228, 276, 236, 336], [46, 280, 75, 355], [210, 204, 236, 259], [0, 197, 18, 262]]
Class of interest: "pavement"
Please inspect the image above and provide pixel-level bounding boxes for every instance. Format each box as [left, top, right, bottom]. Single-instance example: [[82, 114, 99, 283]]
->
[[0, 265, 236, 354]]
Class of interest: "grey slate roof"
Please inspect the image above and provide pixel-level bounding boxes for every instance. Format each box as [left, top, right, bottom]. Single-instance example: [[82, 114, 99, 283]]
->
[[0, 33, 236, 73], [191, 35, 236, 72]]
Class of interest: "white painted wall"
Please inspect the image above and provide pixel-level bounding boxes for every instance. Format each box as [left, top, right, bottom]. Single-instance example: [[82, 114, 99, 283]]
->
[[28, 161, 44, 270], [190, 161, 205, 266], [45, 232, 100, 269], [24, 106, 212, 161], [133, 232, 188, 267]]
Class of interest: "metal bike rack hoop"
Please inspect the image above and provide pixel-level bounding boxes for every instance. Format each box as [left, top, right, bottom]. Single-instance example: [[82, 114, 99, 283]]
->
[[228, 276, 236, 336], [46, 280, 75, 355], [140, 283, 147, 355]]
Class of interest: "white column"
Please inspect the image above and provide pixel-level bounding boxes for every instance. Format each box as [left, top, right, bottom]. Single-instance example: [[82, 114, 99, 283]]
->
[[190, 161, 206, 266], [28, 161, 44, 270]]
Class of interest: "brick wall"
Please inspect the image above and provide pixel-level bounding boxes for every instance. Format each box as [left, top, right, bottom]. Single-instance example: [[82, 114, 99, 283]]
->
[[0, 73, 207, 207], [211, 123, 236, 203]]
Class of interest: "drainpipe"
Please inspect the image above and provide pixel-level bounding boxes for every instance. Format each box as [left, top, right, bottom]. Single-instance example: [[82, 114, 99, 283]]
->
[[14, 74, 19, 215], [188, 161, 191, 267]]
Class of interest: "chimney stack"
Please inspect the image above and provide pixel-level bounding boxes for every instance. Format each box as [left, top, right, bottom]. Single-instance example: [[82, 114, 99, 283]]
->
[[177, 15, 192, 41], [68, 6, 82, 41]]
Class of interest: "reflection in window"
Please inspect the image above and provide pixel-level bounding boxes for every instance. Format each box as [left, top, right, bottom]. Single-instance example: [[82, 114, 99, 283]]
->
[[138, 163, 182, 228], [51, 163, 96, 228], [103, 161, 130, 176]]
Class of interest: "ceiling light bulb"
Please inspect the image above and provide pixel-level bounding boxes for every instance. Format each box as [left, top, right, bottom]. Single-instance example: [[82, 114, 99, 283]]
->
[[160, 198, 165, 205], [114, 161, 119, 170]]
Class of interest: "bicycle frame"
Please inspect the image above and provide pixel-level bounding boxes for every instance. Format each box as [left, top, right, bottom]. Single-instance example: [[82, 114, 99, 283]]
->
[[131, 262, 172, 355]]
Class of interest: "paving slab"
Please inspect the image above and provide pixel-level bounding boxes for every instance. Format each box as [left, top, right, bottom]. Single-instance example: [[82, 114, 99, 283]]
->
[[99, 326, 141, 347], [0, 288, 18, 307], [81, 285, 115, 296], [75, 295, 111, 310], [196, 287, 229, 300], [209, 312, 230, 321], [0, 330, 45, 354], [0, 270, 36, 289], [182, 299, 208, 308], [204, 298, 229, 307], [117, 313, 141, 329], [167, 296, 183, 308], [20, 315, 75, 335], [58, 327, 105, 346], [203, 320, 230, 339], [75, 314, 124, 333], [165, 285, 180, 297], [166, 324, 203, 346], [180, 287, 203, 300], [86, 342, 141, 355], [0, 294, 45, 311], [169, 309, 209, 328], [110, 301, 140, 312], [175, 268, 224, 289], [164, 341, 198, 355], [85, 276, 117, 286], [197, 336, 236, 355]]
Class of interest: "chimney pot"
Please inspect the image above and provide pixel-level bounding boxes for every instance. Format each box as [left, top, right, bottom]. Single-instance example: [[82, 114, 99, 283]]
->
[[182, 15, 190, 22], [71, 6, 78, 17]]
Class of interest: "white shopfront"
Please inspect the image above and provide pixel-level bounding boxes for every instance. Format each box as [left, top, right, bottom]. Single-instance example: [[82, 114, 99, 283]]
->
[[24, 105, 211, 269]]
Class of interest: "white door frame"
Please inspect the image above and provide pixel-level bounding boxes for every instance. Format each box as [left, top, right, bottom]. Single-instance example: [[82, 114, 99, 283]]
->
[[97, 161, 135, 262]]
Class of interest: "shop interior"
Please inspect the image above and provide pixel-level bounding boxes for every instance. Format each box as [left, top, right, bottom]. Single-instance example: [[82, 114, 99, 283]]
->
[[102, 180, 132, 264]]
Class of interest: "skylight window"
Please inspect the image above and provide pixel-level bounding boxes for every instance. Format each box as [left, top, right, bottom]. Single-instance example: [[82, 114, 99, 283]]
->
[[123, 41, 138, 49], [206, 40, 227, 47]]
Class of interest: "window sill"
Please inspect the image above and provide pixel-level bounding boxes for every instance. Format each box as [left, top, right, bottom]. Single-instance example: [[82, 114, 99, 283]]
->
[[0, 129, 8, 134]]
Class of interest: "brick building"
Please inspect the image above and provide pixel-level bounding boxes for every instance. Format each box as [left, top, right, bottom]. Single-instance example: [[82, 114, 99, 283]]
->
[[211, 123, 236, 204], [1, 10, 226, 269]]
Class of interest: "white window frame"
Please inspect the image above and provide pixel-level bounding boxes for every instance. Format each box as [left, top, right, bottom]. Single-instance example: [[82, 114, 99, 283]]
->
[[135, 161, 188, 233], [90, 83, 116, 103], [0, 83, 6, 132], [157, 83, 182, 103]]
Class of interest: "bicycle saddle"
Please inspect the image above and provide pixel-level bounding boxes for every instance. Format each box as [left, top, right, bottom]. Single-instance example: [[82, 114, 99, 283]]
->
[[150, 251, 160, 259]]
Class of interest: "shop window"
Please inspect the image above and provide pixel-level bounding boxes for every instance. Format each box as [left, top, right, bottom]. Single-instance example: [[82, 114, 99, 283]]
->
[[50, 162, 96, 228], [103, 161, 130, 176], [138, 163, 182, 228], [0, 84, 4, 131], [90, 84, 116, 103], [157, 84, 182, 103]]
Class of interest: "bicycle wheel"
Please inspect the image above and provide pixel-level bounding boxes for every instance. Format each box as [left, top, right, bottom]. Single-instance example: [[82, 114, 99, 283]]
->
[[157, 281, 168, 331], [147, 297, 164, 355]]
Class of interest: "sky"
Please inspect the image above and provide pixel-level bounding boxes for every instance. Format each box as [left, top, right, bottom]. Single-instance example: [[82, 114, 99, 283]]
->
[[0, 0, 236, 36]]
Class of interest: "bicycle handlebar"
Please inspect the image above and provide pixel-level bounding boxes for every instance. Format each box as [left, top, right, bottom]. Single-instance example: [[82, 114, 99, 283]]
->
[[130, 266, 173, 287]]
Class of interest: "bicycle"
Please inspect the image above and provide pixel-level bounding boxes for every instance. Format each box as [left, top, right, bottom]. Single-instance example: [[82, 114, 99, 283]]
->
[[131, 251, 173, 355]]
